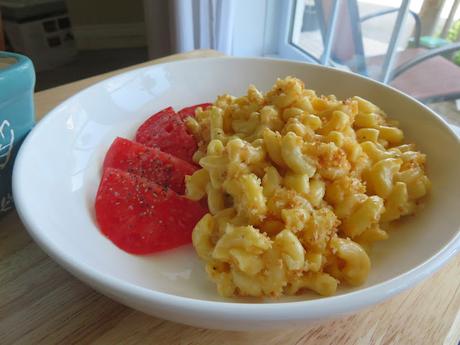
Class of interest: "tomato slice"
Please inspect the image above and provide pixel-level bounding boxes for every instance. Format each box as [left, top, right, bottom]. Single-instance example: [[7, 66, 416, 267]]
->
[[177, 103, 212, 120], [95, 168, 208, 254], [135, 107, 197, 164], [103, 137, 196, 194]]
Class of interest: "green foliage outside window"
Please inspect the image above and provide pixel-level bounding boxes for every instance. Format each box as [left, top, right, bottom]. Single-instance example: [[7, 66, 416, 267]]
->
[[447, 20, 460, 42], [447, 20, 460, 66]]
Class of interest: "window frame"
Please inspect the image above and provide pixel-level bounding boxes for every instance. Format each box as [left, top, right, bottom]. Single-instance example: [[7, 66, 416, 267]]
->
[[275, 0, 412, 83], [276, 0, 321, 64]]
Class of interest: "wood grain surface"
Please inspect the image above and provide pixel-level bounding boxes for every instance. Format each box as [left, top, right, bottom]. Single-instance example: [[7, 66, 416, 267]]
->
[[1, 49, 459, 345]]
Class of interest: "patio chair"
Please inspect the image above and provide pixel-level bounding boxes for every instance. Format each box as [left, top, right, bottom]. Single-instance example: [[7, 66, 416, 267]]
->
[[316, 0, 460, 103]]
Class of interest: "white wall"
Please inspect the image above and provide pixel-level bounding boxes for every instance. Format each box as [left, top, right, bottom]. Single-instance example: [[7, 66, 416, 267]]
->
[[231, 0, 267, 56]]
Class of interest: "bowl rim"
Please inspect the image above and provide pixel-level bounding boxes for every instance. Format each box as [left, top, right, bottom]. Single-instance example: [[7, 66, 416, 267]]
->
[[12, 56, 460, 320]]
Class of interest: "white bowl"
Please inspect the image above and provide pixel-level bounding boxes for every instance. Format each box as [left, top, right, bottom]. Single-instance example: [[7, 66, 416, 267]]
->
[[13, 57, 460, 330]]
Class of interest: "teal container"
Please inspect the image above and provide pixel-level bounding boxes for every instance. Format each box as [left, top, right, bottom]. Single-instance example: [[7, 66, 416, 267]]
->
[[0, 51, 35, 215]]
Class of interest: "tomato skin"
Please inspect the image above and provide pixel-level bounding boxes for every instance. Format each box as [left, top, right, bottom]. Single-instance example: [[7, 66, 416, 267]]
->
[[96, 104, 215, 254], [95, 168, 208, 254], [135, 107, 197, 164], [177, 103, 212, 120], [103, 137, 196, 194]]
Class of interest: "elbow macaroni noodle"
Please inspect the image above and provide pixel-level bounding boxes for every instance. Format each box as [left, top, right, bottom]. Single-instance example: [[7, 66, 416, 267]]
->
[[185, 77, 430, 298]]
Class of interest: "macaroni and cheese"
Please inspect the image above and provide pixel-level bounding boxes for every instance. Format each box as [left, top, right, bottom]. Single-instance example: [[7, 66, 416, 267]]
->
[[185, 77, 430, 298]]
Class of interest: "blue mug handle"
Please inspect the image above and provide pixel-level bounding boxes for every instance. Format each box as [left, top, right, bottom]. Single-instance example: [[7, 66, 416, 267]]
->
[[0, 51, 35, 215]]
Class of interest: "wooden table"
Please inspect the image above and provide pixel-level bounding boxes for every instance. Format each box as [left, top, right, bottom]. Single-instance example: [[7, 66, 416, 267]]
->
[[1, 49, 460, 345]]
